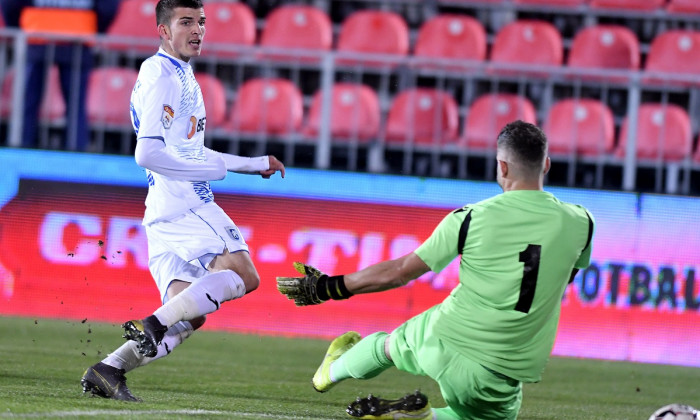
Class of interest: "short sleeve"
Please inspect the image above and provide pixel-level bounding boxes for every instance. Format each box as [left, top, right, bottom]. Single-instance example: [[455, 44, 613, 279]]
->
[[414, 208, 468, 273], [574, 208, 595, 269]]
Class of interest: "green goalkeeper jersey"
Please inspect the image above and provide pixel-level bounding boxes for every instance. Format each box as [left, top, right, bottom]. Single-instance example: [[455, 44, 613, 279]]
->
[[414, 190, 594, 383]]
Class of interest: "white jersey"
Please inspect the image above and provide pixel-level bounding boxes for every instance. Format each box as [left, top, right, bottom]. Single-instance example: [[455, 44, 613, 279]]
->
[[130, 49, 215, 224]]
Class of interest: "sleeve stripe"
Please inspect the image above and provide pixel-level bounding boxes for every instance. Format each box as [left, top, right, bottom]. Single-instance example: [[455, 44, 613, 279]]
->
[[582, 212, 594, 253], [457, 210, 473, 255], [137, 136, 165, 142]]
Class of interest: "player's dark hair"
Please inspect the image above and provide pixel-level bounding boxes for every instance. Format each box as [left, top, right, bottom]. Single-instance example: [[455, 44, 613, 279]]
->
[[156, 0, 204, 26], [497, 120, 548, 171]]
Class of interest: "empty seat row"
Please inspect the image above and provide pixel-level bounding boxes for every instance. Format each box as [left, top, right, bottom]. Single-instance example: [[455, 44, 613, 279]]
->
[[105, 1, 328, 54], [461, 0, 700, 13], [419, 18, 699, 84], [101, 1, 700, 85], [229, 80, 698, 163], [379, 89, 694, 163], [2, 66, 695, 163], [545, 99, 693, 161]]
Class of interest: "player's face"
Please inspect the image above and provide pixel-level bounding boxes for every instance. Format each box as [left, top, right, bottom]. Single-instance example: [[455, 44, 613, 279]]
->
[[159, 7, 206, 62]]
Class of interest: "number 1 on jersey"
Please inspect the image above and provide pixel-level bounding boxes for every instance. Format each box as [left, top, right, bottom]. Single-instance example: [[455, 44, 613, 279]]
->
[[515, 244, 541, 313]]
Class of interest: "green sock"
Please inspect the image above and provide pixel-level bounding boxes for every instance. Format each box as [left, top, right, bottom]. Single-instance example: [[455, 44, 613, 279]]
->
[[330, 332, 393, 382]]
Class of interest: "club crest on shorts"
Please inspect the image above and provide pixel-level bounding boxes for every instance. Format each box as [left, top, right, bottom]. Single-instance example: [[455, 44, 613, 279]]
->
[[226, 226, 240, 241], [161, 105, 174, 129]]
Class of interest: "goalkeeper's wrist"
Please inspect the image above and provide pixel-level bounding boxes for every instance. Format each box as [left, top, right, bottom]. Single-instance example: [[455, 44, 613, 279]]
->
[[316, 275, 353, 301]]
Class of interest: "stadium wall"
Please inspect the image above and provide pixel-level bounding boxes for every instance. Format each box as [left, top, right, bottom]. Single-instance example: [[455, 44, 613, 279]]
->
[[0, 148, 698, 368]]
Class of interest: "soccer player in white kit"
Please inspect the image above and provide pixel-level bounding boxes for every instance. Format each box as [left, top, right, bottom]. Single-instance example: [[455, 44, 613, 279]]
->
[[81, 0, 285, 401]]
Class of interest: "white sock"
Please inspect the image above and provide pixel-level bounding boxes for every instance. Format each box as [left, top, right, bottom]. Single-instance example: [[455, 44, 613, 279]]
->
[[136, 321, 194, 369], [103, 341, 142, 372], [153, 270, 246, 327], [103, 321, 194, 373]]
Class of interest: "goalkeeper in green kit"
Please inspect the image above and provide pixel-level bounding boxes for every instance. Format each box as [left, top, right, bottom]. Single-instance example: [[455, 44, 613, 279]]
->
[[277, 120, 594, 420]]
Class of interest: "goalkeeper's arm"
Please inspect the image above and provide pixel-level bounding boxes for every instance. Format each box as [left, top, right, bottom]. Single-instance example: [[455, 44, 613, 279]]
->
[[278, 253, 430, 306], [343, 252, 430, 295]]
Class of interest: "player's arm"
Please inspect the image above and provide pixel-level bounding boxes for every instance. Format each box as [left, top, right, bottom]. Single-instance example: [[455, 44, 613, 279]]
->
[[276, 254, 429, 306], [345, 252, 430, 294], [205, 148, 285, 179], [276, 209, 464, 306], [135, 137, 226, 181], [132, 64, 228, 181]]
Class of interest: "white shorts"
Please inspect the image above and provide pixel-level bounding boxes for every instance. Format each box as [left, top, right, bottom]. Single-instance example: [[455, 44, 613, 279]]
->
[[145, 202, 249, 303]]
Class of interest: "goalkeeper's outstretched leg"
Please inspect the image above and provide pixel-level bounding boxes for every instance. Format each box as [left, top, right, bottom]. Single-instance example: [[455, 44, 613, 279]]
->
[[312, 331, 362, 392], [312, 331, 395, 393]]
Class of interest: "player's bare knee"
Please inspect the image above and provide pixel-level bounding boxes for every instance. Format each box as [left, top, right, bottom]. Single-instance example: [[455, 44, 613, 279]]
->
[[241, 271, 260, 293], [190, 315, 206, 330], [234, 262, 260, 293]]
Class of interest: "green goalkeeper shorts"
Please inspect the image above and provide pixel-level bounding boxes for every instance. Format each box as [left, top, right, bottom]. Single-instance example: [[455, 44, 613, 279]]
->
[[389, 306, 522, 420]]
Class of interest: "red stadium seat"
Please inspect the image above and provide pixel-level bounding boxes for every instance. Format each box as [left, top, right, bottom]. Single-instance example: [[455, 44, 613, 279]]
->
[[590, 0, 665, 10], [304, 83, 380, 142], [1, 66, 65, 122], [202, 2, 256, 56], [414, 15, 487, 63], [645, 30, 700, 86], [336, 10, 409, 66], [616, 103, 692, 162], [228, 78, 303, 135], [106, 0, 159, 52], [567, 25, 640, 80], [87, 67, 138, 126], [514, 0, 587, 6], [490, 20, 563, 75], [667, 0, 700, 13], [544, 99, 615, 157], [385, 88, 459, 146], [260, 5, 332, 59], [195, 73, 227, 128], [463, 93, 537, 151]]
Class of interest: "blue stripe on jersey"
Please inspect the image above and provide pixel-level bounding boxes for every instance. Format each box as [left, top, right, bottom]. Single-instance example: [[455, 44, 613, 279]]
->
[[136, 137, 164, 187], [156, 52, 197, 116], [130, 102, 139, 134], [156, 52, 182, 70], [175, 148, 212, 201], [176, 147, 206, 161], [192, 181, 214, 203]]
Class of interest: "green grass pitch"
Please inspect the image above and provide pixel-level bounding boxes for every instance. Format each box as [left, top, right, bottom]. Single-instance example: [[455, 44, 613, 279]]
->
[[0, 316, 698, 419]]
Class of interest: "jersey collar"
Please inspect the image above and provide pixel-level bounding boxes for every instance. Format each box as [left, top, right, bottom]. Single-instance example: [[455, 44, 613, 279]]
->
[[156, 48, 191, 70]]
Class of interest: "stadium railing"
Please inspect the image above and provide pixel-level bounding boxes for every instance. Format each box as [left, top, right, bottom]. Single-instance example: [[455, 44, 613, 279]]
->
[[0, 27, 698, 195]]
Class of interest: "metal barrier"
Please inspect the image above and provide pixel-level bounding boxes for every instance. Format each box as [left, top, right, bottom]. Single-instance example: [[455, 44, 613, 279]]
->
[[0, 28, 698, 194]]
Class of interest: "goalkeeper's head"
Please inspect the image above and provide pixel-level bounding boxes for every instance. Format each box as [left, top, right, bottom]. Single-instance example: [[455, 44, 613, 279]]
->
[[495, 120, 551, 191]]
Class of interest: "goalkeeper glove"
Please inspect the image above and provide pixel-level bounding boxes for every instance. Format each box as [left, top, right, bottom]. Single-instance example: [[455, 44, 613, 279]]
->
[[276, 262, 354, 306]]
